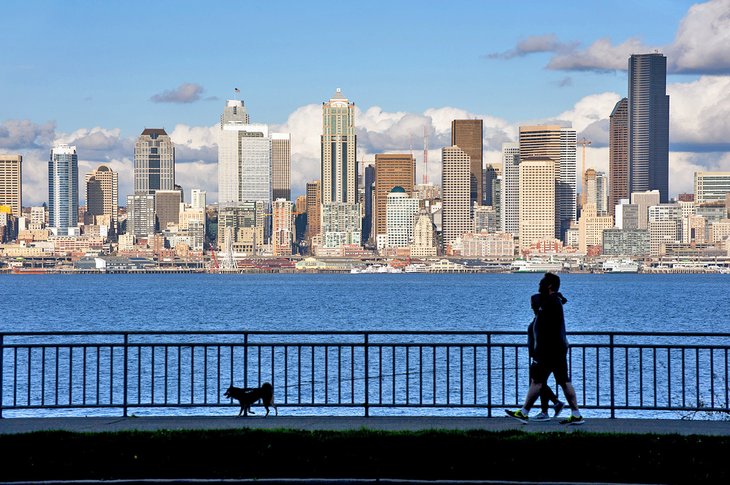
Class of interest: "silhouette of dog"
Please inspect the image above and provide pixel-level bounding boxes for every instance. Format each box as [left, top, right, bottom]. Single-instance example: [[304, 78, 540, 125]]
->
[[224, 382, 278, 417]]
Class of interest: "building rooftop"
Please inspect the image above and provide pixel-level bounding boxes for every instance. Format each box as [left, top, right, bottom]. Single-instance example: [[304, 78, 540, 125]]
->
[[141, 128, 168, 137]]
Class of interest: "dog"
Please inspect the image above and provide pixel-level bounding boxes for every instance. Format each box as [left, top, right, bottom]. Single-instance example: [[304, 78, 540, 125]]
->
[[224, 382, 278, 417]]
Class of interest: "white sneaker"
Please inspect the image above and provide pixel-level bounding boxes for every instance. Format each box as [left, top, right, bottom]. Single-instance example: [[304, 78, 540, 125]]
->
[[533, 411, 550, 421]]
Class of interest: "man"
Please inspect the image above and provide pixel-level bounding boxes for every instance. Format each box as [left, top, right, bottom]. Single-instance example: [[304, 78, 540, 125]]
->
[[506, 272, 584, 425]]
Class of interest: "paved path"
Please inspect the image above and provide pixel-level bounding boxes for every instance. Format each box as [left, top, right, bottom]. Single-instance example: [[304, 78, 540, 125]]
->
[[1, 416, 728, 435]]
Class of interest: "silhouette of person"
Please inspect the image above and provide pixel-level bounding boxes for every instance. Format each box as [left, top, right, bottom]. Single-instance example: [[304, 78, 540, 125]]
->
[[506, 272, 584, 425]]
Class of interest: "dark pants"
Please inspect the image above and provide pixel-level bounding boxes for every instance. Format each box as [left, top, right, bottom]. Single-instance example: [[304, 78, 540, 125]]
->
[[530, 361, 565, 412]]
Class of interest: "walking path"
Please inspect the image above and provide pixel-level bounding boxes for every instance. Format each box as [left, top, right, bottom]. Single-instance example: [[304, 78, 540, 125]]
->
[[1, 415, 728, 435]]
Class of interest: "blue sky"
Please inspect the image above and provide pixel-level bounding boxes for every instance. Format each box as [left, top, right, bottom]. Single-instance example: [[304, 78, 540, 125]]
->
[[2, 0, 729, 204]]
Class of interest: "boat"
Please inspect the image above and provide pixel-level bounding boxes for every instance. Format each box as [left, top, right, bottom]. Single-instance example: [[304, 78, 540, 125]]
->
[[602, 259, 640, 273], [510, 259, 563, 273]]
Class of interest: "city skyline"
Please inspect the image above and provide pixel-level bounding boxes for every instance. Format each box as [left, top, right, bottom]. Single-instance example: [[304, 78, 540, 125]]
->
[[1, 0, 729, 206]]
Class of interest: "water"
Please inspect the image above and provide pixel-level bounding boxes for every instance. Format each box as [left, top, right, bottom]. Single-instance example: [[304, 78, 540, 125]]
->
[[1, 273, 729, 333]]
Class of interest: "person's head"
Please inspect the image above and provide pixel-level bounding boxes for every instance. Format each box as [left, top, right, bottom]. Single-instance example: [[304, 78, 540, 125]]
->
[[539, 272, 561, 295]]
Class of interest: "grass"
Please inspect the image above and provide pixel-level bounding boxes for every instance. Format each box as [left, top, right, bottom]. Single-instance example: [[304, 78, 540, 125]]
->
[[0, 428, 728, 483]]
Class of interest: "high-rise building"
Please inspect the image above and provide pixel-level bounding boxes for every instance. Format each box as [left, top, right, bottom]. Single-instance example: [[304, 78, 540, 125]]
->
[[363, 164, 375, 243], [628, 53, 670, 202], [451, 119, 483, 206], [49, 144, 79, 235], [502, 142, 520, 236], [374, 153, 415, 238], [191, 189, 207, 210], [155, 190, 182, 231], [519, 158, 555, 250], [305, 180, 321, 242], [126, 194, 156, 237], [134, 129, 175, 194], [385, 186, 420, 248], [321, 203, 361, 248], [271, 133, 291, 201], [272, 198, 293, 256], [441, 146, 471, 248], [321, 88, 356, 205], [596, 171, 608, 215], [577, 203, 614, 253], [85, 165, 118, 233], [631, 190, 661, 230], [483, 164, 498, 206], [493, 175, 503, 231], [609, 98, 629, 217], [694, 172, 730, 204], [410, 211, 437, 257], [0, 154, 22, 217], [519, 125, 575, 240], [584, 169, 598, 209]]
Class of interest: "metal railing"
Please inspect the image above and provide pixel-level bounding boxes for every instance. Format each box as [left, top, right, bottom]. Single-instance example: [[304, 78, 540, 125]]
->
[[1, 331, 728, 418]]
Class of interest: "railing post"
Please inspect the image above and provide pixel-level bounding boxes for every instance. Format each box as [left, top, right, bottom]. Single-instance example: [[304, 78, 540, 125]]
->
[[364, 333, 369, 417], [0, 334, 4, 419], [243, 333, 248, 390], [609, 333, 615, 419], [486, 333, 492, 418], [123, 333, 128, 418]]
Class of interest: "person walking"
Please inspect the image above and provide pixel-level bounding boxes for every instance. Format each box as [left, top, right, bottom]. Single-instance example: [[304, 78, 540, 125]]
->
[[506, 272, 584, 425], [527, 294, 565, 421]]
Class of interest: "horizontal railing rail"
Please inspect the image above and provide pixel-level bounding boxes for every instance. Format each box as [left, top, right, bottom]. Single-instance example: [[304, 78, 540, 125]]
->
[[1, 331, 728, 419]]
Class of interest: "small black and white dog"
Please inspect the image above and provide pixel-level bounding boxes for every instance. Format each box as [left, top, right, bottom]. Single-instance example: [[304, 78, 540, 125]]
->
[[224, 382, 278, 417]]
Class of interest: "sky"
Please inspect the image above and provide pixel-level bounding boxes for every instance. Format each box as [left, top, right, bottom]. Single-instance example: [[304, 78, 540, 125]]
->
[[2, 0, 730, 206]]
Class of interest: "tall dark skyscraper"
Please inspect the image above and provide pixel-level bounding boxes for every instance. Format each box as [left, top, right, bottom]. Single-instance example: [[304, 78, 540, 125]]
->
[[628, 53, 669, 203], [363, 164, 375, 243], [609, 98, 629, 216], [451, 119, 483, 207]]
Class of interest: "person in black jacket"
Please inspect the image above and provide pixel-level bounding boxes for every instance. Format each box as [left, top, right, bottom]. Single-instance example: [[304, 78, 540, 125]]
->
[[528, 294, 565, 421], [506, 272, 584, 425]]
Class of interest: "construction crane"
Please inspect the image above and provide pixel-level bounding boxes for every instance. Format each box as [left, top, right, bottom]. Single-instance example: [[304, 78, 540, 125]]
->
[[577, 138, 592, 202]]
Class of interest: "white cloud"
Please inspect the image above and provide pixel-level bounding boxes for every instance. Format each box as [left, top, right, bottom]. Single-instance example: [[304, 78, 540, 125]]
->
[[547, 38, 651, 72], [668, 75, 730, 149], [150, 83, 207, 104]]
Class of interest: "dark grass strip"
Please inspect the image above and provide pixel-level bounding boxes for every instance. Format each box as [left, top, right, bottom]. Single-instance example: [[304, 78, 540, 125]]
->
[[0, 429, 728, 484]]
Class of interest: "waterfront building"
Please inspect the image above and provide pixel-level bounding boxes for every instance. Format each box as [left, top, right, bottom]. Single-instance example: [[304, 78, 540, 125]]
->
[[85, 165, 118, 235], [602, 228, 650, 256], [682, 215, 706, 244], [0, 154, 22, 217], [321, 89, 356, 205], [191, 189, 206, 210], [374, 153, 415, 239], [410, 210, 437, 257], [178, 203, 205, 251], [631, 190, 660, 230], [272, 198, 293, 256], [502, 142, 520, 236], [709, 219, 730, 244], [609, 98, 629, 217], [126, 194, 156, 237], [305, 181, 321, 243], [483, 164, 499, 206], [565, 225, 579, 248], [272, 133, 291, 201], [134, 129, 175, 194], [629, 53, 670, 202], [460, 231, 514, 258], [49, 144, 78, 236], [694, 171, 730, 204], [385, 186, 419, 249], [518, 158, 555, 250], [451, 119, 483, 206], [578, 203, 614, 253], [363, 164, 375, 243], [155, 189, 182, 231], [441, 146, 471, 249], [217, 201, 266, 253]]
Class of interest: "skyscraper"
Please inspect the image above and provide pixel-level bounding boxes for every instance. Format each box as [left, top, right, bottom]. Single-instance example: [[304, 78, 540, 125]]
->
[[272, 198, 293, 256], [519, 158, 555, 250], [271, 133, 291, 201], [305, 180, 321, 242], [134, 129, 175, 194], [85, 165, 118, 233], [451, 119, 483, 206], [0, 154, 22, 217], [155, 190, 182, 231], [483, 164, 498, 206], [609, 98, 629, 217], [628, 53, 670, 202], [191, 189, 207, 210], [374, 153, 415, 238], [49, 144, 78, 235], [385, 186, 420, 249], [502, 142, 520, 236], [363, 164, 375, 243], [441, 146, 471, 248], [321, 89, 356, 205]]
